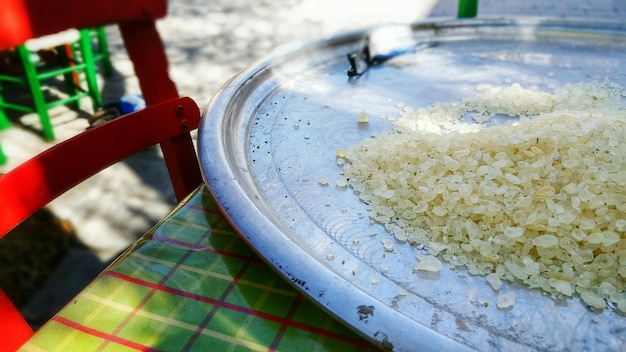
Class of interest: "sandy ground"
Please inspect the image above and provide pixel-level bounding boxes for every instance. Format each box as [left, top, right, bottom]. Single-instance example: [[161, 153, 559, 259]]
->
[[1, 0, 622, 328]]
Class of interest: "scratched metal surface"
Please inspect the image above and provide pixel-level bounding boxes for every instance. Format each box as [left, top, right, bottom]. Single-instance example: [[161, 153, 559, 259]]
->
[[199, 18, 626, 352]]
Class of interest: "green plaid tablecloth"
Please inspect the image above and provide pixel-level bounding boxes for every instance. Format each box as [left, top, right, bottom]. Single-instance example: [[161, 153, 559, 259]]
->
[[21, 185, 379, 351]]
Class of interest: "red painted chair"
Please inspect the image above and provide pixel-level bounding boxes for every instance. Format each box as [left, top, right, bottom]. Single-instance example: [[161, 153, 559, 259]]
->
[[0, 0, 203, 349]]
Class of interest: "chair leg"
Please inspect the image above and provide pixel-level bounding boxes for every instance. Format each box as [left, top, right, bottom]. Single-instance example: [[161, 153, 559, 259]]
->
[[0, 89, 10, 130], [59, 44, 81, 109], [18, 45, 55, 141], [94, 26, 114, 77], [0, 290, 34, 350], [458, 0, 478, 18], [78, 29, 102, 112], [0, 144, 7, 165], [0, 110, 9, 130]]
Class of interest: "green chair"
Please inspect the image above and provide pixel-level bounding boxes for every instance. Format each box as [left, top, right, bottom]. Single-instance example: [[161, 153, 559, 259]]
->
[[0, 28, 103, 140]]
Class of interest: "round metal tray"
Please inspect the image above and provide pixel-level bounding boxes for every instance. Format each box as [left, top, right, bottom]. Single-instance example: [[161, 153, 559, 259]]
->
[[198, 18, 626, 351]]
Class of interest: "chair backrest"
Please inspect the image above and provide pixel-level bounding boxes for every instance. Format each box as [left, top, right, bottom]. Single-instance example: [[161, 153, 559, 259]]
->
[[0, 1, 203, 347], [0, 96, 200, 238]]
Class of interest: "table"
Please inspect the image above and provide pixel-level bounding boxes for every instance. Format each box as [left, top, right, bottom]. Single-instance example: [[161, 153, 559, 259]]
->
[[20, 185, 380, 351]]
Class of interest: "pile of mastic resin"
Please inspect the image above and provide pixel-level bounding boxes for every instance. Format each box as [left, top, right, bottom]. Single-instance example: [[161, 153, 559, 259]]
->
[[336, 82, 626, 311]]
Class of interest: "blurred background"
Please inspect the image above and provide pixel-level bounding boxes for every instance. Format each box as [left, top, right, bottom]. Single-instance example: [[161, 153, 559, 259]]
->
[[0, 0, 623, 329]]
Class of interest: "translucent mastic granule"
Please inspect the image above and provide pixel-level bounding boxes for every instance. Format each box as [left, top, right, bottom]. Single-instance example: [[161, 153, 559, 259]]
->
[[338, 82, 626, 311]]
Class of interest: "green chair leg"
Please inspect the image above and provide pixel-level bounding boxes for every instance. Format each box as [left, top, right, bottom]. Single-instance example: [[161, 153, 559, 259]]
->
[[94, 26, 114, 77], [0, 92, 10, 130], [79, 29, 103, 111], [0, 111, 9, 130], [59, 44, 81, 109], [0, 144, 7, 165], [458, 0, 478, 18], [18, 45, 55, 140]]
